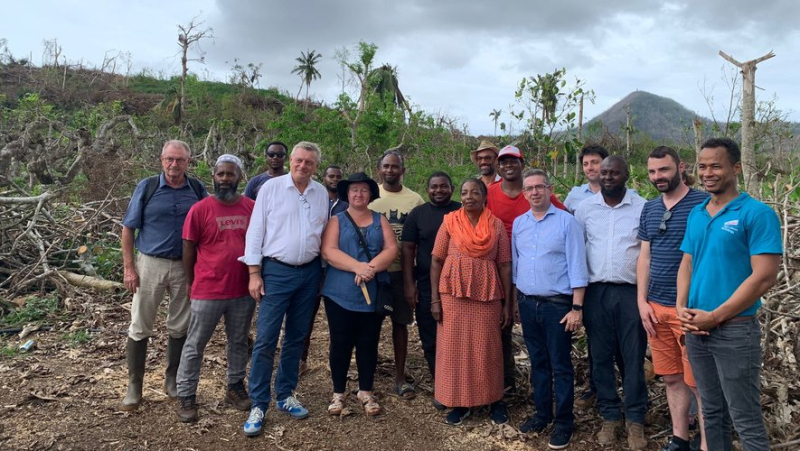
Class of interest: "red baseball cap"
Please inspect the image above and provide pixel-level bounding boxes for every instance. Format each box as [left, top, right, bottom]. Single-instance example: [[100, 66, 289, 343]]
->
[[497, 145, 523, 160]]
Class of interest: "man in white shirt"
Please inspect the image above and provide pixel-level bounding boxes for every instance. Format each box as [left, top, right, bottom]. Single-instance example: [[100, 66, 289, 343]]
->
[[564, 144, 608, 213], [574, 156, 648, 450], [239, 142, 329, 437]]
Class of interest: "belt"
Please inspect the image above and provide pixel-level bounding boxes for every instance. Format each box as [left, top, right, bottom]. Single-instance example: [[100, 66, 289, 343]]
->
[[521, 293, 573, 305], [143, 253, 182, 261], [265, 256, 319, 269]]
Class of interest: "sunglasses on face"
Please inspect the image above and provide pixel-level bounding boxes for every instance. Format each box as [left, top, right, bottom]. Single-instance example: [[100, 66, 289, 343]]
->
[[658, 210, 673, 234], [267, 152, 286, 158]]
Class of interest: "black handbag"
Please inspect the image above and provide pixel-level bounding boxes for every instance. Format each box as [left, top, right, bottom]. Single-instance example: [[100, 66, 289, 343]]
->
[[344, 211, 393, 316]]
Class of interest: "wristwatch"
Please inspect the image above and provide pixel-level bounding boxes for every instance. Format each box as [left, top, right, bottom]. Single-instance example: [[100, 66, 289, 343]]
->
[[571, 304, 583, 312]]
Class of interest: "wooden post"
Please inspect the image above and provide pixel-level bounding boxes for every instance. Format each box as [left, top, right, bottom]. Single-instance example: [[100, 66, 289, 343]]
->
[[719, 50, 775, 196], [576, 94, 584, 179], [625, 104, 632, 159], [692, 117, 703, 178]]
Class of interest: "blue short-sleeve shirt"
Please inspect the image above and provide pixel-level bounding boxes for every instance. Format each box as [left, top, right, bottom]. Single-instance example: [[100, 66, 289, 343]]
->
[[680, 193, 782, 316], [122, 173, 206, 257], [638, 189, 708, 306]]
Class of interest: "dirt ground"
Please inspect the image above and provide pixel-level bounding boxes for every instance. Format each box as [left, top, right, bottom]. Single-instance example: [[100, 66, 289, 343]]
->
[[0, 297, 681, 451]]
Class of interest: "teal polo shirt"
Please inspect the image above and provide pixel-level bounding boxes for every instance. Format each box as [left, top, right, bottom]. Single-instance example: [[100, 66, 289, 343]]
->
[[680, 193, 782, 317]]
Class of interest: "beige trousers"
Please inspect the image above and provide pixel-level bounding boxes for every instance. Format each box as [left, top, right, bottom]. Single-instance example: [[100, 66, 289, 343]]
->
[[128, 253, 190, 341]]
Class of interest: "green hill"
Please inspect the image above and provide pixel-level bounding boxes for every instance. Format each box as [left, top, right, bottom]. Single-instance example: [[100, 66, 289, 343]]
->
[[585, 91, 708, 144]]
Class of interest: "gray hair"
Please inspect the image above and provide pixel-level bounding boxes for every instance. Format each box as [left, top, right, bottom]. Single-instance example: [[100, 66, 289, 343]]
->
[[522, 168, 550, 186], [215, 154, 244, 176], [292, 141, 322, 163], [162, 140, 191, 157]]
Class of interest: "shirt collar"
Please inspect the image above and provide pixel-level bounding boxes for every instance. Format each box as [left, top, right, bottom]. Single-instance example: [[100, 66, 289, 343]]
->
[[590, 188, 634, 208], [159, 172, 188, 188], [699, 192, 748, 215], [524, 203, 558, 222]]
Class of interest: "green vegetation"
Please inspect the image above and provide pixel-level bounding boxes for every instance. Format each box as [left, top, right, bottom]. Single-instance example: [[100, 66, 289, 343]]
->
[[0, 295, 59, 326], [62, 329, 93, 347]]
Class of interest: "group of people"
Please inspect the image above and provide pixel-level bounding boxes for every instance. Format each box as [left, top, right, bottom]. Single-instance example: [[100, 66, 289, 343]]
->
[[119, 136, 781, 451]]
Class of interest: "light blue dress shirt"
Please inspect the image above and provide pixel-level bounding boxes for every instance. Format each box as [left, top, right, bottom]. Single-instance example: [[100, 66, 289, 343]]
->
[[512, 204, 589, 296]]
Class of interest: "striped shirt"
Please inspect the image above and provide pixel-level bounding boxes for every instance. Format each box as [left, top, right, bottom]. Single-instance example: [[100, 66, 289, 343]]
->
[[638, 189, 708, 306], [575, 189, 645, 284]]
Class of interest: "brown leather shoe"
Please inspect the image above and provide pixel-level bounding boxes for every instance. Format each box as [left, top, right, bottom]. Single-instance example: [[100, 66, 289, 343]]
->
[[224, 381, 252, 411], [596, 420, 621, 445], [626, 421, 647, 450], [177, 395, 198, 422]]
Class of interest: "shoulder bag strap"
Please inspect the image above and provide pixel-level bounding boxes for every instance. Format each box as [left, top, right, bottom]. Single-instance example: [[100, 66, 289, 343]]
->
[[343, 211, 373, 261]]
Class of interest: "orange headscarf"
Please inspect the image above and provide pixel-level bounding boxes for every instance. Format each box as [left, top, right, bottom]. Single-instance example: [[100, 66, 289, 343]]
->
[[443, 207, 498, 258]]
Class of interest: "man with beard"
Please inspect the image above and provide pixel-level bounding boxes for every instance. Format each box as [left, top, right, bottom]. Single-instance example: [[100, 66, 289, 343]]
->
[[401, 172, 461, 388], [575, 156, 648, 450], [369, 150, 425, 401], [299, 165, 349, 375], [176, 154, 256, 422], [244, 141, 289, 200], [485, 145, 565, 414], [636, 147, 708, 451], [471, 140, 501, 187], [678, 138, 781, 451], [564, 144, 609, 213], [119, 140, 207, 411], [241, 142, 329, 436]]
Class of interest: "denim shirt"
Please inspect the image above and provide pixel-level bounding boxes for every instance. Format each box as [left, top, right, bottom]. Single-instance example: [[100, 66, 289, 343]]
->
[[321, 211, 385, 312]]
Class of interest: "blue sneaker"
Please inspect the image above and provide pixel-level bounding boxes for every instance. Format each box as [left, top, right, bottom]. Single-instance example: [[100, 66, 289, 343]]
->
[[243, 406, 265, 437], [276, 395, 309, 419]]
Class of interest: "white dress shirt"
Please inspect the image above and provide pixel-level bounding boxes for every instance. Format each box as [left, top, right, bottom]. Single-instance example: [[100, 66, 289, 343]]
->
[[574, 189, 644, 284], [240, 174, 329, 266]]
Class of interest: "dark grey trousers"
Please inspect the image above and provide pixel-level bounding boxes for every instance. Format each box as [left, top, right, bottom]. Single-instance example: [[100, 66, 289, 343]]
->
[[176, 297, 256, 397]]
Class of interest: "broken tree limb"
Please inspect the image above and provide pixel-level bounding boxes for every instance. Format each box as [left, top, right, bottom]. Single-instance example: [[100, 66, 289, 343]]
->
[[57, 270, 123, 292]]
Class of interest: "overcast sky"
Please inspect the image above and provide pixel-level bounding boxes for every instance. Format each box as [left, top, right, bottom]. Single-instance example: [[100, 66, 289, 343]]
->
[[4, 1, 798, 135]]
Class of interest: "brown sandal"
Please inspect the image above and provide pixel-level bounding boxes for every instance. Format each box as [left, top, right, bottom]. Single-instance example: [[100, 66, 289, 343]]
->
[[328, 393, 346, 415], [357, 391, 381, 416]]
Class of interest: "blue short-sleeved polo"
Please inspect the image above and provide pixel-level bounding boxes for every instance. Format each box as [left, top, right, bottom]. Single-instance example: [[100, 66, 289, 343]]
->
[[122, 174, 206, 257], [680, 193, 782, 316]]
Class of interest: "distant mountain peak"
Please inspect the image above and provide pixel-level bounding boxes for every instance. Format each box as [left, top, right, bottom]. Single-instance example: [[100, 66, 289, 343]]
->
[[586, 91, 709, 143]]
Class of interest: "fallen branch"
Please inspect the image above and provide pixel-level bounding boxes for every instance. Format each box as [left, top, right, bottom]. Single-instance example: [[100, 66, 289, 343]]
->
[[57, 270, 123, 292]]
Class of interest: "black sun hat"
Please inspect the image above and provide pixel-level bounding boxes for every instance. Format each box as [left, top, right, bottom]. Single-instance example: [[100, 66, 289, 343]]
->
[[337, 172, 380, 201]]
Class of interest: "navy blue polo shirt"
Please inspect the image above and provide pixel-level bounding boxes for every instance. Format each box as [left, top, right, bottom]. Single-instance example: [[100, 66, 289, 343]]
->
[[638, 188, 708, 306], [122, 173, 206, 257], [680, 193, 782, 316]]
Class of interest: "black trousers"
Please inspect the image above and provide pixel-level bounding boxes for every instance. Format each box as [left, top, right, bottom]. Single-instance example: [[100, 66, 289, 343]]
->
[[324, 297, 384, 393], [415, 280, 437, 378]]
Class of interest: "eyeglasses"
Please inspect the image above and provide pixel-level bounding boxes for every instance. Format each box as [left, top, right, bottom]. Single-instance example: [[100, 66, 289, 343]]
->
[[162, 157, 187, 165], [475, 155, 495, 163], [658, 210, 673, 234], [299, 194, 311, 210], [523, 184, 550, 193], [267, 152, 286, 158]]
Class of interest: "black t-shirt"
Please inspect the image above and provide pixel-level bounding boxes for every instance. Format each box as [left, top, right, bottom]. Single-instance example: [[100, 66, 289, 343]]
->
[[401, 201, 461, 284]]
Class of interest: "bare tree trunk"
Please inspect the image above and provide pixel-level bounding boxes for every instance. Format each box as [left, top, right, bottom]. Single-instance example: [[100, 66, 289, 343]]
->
[[576, 94, 584, 179], [693, 117, 703, 177], [719, 50, 775, 197], [625, 104, 632, 159]]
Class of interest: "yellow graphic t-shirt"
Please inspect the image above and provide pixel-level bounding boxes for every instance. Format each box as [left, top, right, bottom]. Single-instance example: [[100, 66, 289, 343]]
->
[[369, 185, 425, 272]]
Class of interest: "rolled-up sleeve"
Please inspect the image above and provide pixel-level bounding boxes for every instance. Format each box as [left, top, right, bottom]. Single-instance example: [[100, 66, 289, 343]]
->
[[240, 186, 268, 265]]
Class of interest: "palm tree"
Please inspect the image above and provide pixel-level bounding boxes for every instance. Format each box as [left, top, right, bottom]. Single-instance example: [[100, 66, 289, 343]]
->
[[291, 49, 322, 102], [489, 109, 502, 136], [369, 64, 410, 115]]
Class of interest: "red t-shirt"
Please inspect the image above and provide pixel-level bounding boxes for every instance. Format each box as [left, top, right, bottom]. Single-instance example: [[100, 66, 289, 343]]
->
[[182, 195, 255, 300], [486, 182, 566, 238]]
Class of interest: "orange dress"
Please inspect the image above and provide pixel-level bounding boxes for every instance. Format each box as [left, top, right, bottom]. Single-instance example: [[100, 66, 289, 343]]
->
[[432, 216, 511, 407]]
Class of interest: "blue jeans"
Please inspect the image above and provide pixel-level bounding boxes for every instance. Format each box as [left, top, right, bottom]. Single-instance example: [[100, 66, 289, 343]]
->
[[518, 293, 575, 430], [583, 283, 648, 424], [686, 317, 768, 451], [249, 258, 321, 410]]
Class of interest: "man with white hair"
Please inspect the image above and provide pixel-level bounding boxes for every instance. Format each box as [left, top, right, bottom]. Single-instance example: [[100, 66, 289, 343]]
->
[[175, 154, 256, 422], [119, 140, 207, 411], [241, 142, 329, 437]]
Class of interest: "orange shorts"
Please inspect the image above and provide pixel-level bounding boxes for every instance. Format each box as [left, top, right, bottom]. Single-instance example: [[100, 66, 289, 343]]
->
[[647, 301, 695, 387]]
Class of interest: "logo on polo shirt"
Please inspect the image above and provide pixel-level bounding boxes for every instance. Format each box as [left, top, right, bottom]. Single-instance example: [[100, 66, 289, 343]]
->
[[722, 219, 739, 234], [216, 215, 248, 231]]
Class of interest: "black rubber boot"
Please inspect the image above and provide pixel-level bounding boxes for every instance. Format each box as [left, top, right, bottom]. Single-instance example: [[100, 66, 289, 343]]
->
[[120, 337, 147, 411], [164, 335, 186, 399]]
